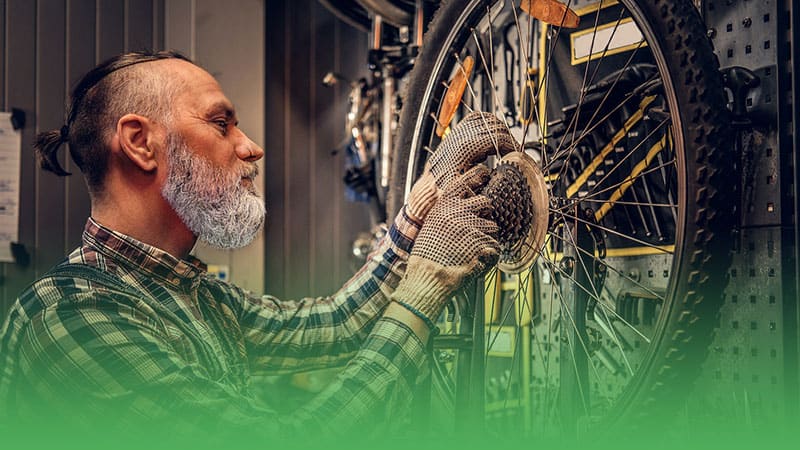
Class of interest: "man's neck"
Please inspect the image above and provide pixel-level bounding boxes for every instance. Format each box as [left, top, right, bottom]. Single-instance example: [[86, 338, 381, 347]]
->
[[91, 194, 196, 259]]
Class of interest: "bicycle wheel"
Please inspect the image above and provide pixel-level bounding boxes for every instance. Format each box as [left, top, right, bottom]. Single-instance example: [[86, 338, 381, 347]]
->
[[391, 0, 734, 435], [319, 0, 372, 32], [357, 0, 414, 26]]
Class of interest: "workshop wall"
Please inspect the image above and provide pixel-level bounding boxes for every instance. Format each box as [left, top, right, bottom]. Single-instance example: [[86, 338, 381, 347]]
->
[[262, 0, 372, 300], [0, 0, 165, 319], [0, 0, 373, 320]]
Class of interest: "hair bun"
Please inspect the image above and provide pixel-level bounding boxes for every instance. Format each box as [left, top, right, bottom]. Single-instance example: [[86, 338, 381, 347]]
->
[[33, 129, 71, 176]]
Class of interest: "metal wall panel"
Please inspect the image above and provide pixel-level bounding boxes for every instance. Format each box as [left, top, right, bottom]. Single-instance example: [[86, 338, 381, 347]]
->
[[310, 2, 338, 295], [64, 0, 96, 248], [36, 0, 67, 278], [0, 0, 164, 320], [690, 0, 799, 429], [286, 0, 314, 298], [263, 0, 287, 297], [3, 1, 38, 316], [263, 0, 371, 300]]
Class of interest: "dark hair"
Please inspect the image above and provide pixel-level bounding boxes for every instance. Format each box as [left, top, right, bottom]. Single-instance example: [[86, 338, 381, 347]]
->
[[34, 50, 193, 192]]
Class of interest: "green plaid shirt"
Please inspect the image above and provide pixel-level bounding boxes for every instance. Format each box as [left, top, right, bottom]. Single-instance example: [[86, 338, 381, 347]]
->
[[0, 209, 427, 439]]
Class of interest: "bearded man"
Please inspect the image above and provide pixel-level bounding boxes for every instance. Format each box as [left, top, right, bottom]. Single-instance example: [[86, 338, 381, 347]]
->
[[0, 51, 516, 441]]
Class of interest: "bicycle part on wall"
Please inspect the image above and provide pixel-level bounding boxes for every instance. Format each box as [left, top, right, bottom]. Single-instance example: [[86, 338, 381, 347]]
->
[[390, 0, 735, 436], [323, 4, 425, 259]]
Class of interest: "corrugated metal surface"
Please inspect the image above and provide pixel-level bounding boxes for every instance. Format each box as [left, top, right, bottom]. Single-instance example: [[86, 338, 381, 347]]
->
[[263, 0, 372, 300], [0, 0, 166, 318]]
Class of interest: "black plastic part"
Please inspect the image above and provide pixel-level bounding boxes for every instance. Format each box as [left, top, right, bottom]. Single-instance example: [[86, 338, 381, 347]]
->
[[10, 107, 25, 130], [10, 242, 30, 268], [722, 66, 761, 122]]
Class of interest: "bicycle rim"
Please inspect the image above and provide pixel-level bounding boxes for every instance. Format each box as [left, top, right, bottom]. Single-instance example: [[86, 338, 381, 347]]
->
[[391, 0, 734, 436]]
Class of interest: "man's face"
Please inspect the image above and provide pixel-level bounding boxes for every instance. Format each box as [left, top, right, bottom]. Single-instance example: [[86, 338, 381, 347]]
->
[[159, 61, 266, 248], [161, 132, 265, 248]]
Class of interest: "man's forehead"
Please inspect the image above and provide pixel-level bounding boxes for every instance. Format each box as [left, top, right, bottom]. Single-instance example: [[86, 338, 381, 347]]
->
[[161, 60, 235, 115]]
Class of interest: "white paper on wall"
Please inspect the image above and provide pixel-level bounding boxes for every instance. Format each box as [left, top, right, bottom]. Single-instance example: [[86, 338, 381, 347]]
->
[[0, 112, 21, 263]]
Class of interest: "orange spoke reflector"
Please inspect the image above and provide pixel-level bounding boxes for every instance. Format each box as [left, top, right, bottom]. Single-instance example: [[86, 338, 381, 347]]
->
[[520, 0, 580, 28], [436, 55, 474, 137]]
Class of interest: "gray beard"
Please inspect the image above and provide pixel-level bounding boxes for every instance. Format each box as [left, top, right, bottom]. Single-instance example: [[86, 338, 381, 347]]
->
[[161, 134, 266, 249]]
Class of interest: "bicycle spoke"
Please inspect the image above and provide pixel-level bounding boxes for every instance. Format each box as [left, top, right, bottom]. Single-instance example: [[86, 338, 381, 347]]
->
[[581, 117, 671, 198], [470, 27, 515, 149], [561, 100, 666, 198], [536, 255, 615, 410], [580, 198, 676, 209], [576, 157, 677, 211], [552, 2, 616, 185], [563, 39, 648, 151], [557, 2, 612, 162], [542, 233, 661, 343], [508, 0, 546, 150], [550, 208, 673, 255]]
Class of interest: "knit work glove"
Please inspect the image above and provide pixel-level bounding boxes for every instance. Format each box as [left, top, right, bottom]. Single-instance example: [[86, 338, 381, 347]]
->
[[405, 163, 438, 222], [391, 165, 500, 323], [429, 111, 518, 189]]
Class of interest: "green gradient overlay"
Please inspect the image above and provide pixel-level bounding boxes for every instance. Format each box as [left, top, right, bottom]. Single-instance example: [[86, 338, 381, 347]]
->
[[3, 373, 797, 449]]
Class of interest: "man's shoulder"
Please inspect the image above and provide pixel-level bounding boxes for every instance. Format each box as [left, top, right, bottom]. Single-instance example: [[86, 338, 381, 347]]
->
[[12, 262, 141, 325], [199, 274, 250, 307]]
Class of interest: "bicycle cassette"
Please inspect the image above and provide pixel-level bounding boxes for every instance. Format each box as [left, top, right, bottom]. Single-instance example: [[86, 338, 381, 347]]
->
[[482, 151, 549, 274]]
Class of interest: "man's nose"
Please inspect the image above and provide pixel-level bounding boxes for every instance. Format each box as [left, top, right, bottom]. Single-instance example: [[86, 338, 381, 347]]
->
[[235, 132, 265, 162]]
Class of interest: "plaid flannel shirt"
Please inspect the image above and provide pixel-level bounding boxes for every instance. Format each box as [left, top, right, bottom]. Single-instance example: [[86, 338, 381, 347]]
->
[[0, 208, 426, 439]]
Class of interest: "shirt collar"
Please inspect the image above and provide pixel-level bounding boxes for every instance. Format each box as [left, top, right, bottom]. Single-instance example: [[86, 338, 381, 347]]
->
[[82, 218, 207, 291]]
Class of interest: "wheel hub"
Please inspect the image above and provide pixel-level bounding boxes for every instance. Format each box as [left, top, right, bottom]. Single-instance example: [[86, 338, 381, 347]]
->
[[482, 151, 550, 273]]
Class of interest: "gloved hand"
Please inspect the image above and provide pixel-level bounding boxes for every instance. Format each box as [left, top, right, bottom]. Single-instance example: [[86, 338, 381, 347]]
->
[[429, 111, 518, 189], [405, 163, 438, 222], [391, 165, 500, 324]]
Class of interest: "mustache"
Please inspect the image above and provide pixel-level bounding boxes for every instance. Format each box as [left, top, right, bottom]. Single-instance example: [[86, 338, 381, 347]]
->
[[241, 163, 259, 180]]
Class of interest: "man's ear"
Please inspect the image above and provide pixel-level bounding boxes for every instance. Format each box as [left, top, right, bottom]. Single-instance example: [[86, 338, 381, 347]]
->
[[115, 114, 160, 172]]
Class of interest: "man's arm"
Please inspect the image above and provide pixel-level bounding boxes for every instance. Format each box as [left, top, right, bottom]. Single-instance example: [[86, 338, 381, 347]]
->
[[234, 206, 422, 374], [10, 293, 428, 439]]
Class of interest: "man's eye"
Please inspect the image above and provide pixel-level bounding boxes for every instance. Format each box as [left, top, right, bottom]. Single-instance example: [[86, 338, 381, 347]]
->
[[214, 120, 228, 134]]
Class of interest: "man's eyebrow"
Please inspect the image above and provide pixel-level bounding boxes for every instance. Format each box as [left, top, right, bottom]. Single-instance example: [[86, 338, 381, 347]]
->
[[206, 101, 237, 119]]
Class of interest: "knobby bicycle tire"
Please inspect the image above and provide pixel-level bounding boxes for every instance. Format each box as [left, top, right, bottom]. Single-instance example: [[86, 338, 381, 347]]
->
[[389, 0, 735, 435], [319, 0, 372, 32]]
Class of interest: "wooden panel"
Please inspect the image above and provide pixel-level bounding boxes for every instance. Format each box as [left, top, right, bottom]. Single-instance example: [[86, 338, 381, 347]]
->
[[65, 0, 96, 248], [152, 0, 165, 49], [3, 0, 37, 312], [35, 0, 67, 276], [310, 5, 337, 296], [97, 0, 125, 61], [263, 0, 287, 297], [164, 0, 194, 57], [260, 0, 371, 300], [285, 0, 313, 299], [0, 0, 6, 304], [125, 0, 154, 51], [0, 0, 5, 109]]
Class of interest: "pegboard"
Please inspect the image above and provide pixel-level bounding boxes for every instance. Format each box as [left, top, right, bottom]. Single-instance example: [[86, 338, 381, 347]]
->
[[689, 0, 798, 429], [692, 226, 791, 425]]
